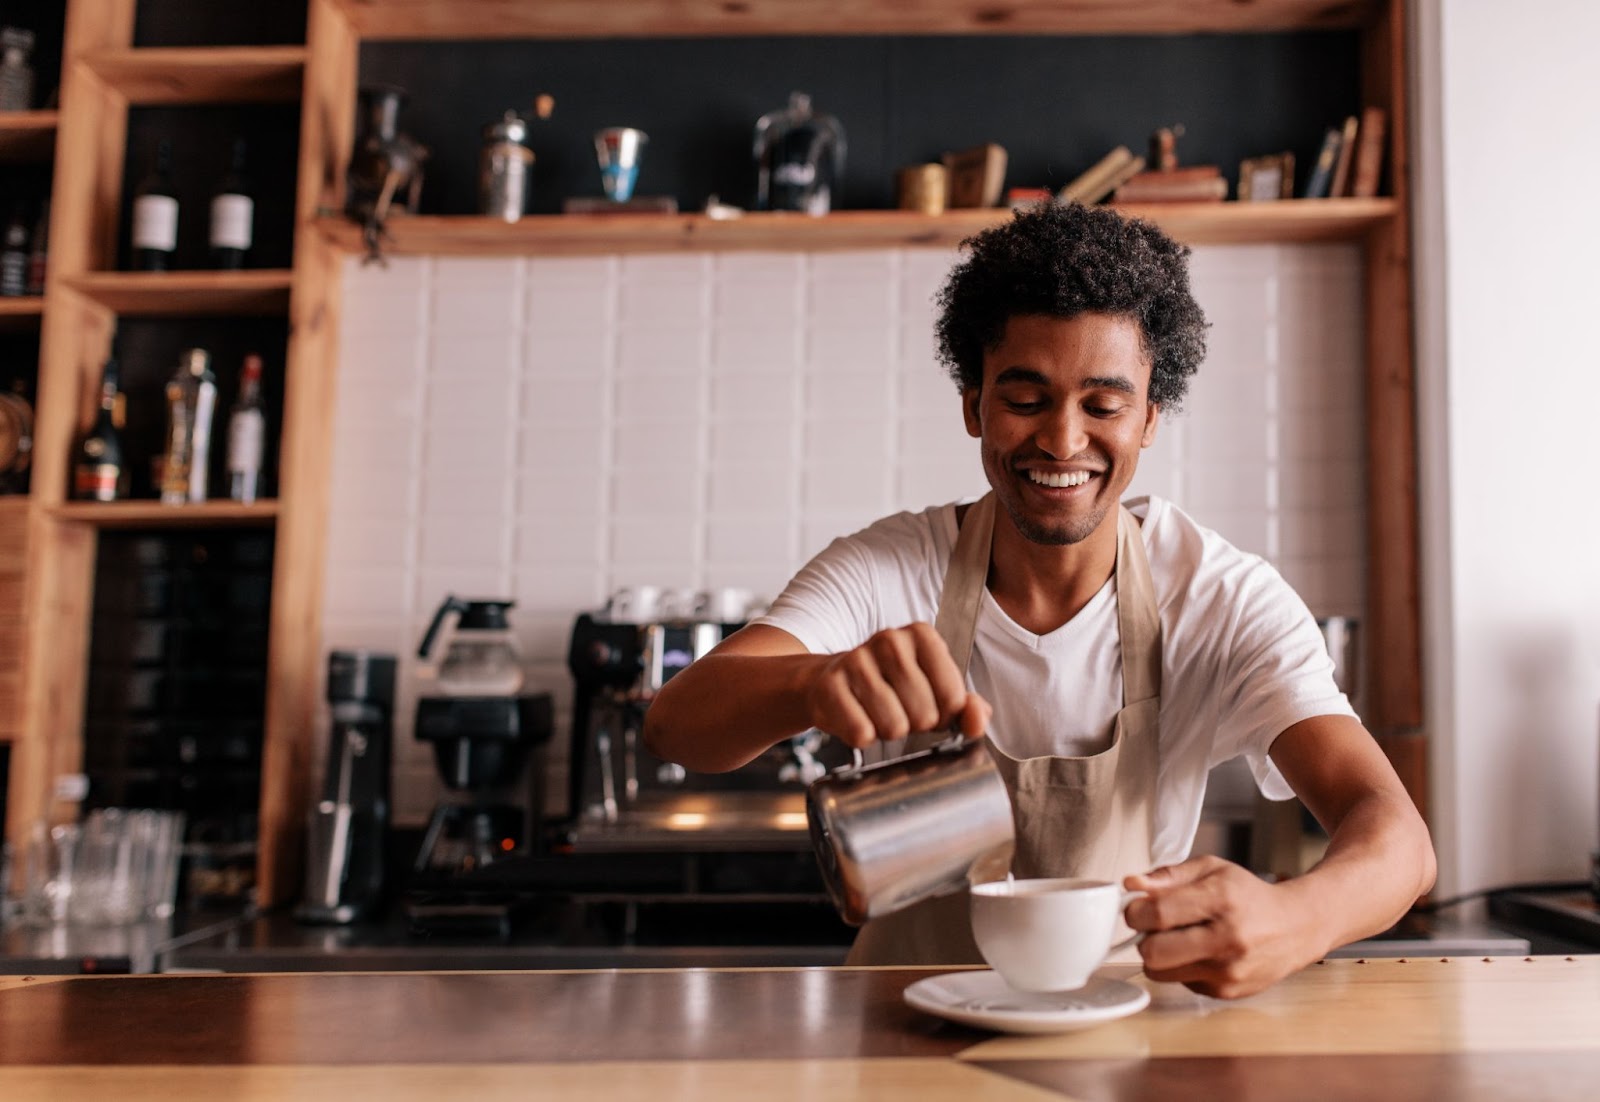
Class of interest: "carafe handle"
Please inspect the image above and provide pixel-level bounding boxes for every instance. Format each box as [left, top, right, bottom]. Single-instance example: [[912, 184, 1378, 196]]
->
[[418, 595, 469, 660]]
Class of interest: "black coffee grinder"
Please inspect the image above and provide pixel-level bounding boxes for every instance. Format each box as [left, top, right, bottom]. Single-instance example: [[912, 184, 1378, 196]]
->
[[296, 650, 396, 924], [409, 597, 553, 897]]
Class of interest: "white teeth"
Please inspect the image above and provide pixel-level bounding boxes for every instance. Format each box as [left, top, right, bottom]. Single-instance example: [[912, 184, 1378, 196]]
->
[[1026, 470, 1093, 488]]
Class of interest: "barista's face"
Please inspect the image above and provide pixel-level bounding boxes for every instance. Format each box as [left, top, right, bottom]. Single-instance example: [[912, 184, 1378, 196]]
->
[[963, 313, 1161, 546]]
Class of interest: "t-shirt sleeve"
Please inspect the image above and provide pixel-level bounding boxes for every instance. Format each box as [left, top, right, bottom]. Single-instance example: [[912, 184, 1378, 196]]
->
[[750, 534, 882, 656], [1211, 562, 1358, 801]]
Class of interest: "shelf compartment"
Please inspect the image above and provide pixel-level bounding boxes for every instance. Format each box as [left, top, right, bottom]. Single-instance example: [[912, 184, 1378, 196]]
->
[[49, 501, 279, 529], [0, 296, 45, 331], [314, 200, 1398, 258], [0, 110, 59, 161], [82, 47, 307, 105], [63, 271, 294, 317], [331, 0, 1380, 39]]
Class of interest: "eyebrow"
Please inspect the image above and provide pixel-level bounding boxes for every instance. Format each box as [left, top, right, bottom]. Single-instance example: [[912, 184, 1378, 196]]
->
[[992, 367, 1138, 395]]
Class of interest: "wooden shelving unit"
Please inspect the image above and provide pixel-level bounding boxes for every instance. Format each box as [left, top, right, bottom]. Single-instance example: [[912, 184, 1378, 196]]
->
[[82, 46, 308, 105], [0, 110, 59, 161], [315, 199, 1399, 258], [63, 270, 295, 316], [0, 297, 45, 331], [327, 0, 1381, 38], [48, 500, 280, 528], [7, 0, 1425, 914]]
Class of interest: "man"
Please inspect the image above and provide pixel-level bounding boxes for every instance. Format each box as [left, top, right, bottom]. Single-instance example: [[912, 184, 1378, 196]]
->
[[644, 202, 1435, 999]]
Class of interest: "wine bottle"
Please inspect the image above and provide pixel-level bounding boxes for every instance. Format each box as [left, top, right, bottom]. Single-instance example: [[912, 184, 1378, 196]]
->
[[161, 348, 217, 504], [131, 139, 179, 271], [209, 138, 253, 270], [73, 352, 125, 502], [25, 197, 48, 295], [227, 354, 266, 503], [0, 201, 28, 297]]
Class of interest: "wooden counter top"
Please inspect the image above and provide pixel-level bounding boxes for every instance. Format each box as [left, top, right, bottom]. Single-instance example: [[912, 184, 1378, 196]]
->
[[2, 957, 1598, 1099]]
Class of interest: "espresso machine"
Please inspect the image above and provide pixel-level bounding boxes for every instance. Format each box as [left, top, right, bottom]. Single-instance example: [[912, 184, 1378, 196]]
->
[[296, 650, 396, 925], [410, 597, 553, 887], [564, 588, 851, 853]]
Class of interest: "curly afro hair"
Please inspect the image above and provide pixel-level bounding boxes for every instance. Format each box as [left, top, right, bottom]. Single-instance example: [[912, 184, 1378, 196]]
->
[[934, 202, 1207, 411]]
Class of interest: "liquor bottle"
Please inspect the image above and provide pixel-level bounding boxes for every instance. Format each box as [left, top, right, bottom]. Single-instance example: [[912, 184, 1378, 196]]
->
[[160, 348, 217, 504], [25, 197, 47, 295], [0, 26, 35, 112], [226, 354, 266, 503], [209, 138, 253, 269], [73, 351, 125, 502], [131, 139, 179, 271], [0, 202, 28, 296]]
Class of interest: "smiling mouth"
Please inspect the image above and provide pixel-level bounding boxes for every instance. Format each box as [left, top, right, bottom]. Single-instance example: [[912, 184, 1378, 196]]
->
[[1024, 469, 1097, 489]]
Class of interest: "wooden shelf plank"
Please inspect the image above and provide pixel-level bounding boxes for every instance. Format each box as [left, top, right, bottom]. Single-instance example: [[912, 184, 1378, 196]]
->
[[333, 0, 1379, 39], [63, 270, 294, 316], [0, 110, 59, 161], [314, 200, 1398, 257], [48, 501, 280, 528], [82, 46, 307, 105], [0, 296, 44, 331]]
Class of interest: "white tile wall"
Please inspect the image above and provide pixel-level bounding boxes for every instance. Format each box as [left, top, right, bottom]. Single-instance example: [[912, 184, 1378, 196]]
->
[[322, 242, 1366, 824]]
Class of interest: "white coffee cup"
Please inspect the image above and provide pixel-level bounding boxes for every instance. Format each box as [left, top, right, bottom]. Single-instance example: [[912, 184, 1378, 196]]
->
[[970, 876, 1145, 992]]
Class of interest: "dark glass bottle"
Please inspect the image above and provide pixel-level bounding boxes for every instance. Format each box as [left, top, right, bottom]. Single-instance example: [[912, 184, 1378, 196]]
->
[[73, 352, 125, 502], [25, 197, 48, 295], [209, 138, 253, 270], [0, 201, 29, 296], [226, 353, 266, 503], [131, 139, 179, 271]]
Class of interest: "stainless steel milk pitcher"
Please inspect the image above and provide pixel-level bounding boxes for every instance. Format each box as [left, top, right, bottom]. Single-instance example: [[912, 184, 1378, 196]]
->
[[806, 733, 1014, 926]]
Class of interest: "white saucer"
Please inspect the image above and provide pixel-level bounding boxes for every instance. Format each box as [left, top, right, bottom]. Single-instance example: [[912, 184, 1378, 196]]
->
[[903, 970, 1150, 1035]]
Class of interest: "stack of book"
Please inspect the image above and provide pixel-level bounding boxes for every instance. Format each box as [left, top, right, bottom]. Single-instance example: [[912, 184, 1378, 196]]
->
[[1304, 106, 1387, 199], [1111, 163, 1228, 203], [1057, 147, 1146, 205]]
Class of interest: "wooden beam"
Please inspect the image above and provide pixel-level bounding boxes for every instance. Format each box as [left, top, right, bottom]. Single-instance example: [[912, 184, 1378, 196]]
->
[[255, 0, 360, 908], [82, 47, 307, 105], [333, 0, 1379, 39]]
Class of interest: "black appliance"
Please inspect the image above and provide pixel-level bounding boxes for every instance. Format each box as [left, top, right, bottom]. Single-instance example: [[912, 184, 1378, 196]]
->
[[411, 693, 553, 881], [564, 612, 849, 853], [296, 650, 396, 924]]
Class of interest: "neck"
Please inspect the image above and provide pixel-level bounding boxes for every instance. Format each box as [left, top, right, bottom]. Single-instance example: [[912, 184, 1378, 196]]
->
[[986, 507, 1119, 636]]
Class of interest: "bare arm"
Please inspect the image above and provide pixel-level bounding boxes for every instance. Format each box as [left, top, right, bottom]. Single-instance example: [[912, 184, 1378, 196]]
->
[[1125, 715, 1436, 998], [642, 623, 990, 773]]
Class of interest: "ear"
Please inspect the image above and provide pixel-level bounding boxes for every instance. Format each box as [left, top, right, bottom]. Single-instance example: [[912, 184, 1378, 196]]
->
[[1141, 402, 1161, 448], [962, 388, 982, 439]]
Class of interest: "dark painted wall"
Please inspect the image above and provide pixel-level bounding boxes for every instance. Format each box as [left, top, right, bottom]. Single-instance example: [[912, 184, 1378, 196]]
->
[[360, 33, 1362, 216]]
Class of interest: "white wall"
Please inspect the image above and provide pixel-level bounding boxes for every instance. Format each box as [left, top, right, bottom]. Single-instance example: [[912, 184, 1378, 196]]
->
[[1418, 0, 1600, 895], [322, 243, 1366, 825]]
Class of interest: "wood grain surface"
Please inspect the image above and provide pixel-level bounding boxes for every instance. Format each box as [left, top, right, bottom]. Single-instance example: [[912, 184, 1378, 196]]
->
[[1, 959, 1597, 1102]]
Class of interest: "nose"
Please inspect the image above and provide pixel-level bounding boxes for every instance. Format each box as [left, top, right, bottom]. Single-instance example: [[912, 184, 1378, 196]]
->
[[1035, 404, 1090, 459]]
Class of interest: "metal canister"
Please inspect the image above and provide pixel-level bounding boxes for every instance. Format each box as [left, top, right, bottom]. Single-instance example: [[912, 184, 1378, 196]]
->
[[479, 110, 534, 222], [807, 734, 1014, 926]]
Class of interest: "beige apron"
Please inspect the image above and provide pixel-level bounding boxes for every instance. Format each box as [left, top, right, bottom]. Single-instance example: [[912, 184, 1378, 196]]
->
[[845, 493, 1163, 966]]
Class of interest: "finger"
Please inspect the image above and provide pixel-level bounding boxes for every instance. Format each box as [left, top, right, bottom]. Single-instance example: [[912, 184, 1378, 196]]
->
[[813, 679, 878, 749], [1125, 874, 1230, 933], [957, 692, 991, 739], [869, 631, 942, 734], [1137, 923, 1223, 975], [841, 654, 913, 742], [909, 623, 969, 724], [1125, 854, 1228, 893]]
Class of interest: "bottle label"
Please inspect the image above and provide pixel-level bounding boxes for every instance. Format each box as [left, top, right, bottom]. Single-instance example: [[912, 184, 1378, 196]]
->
[[188, 383, 217, 502], [74, 463, 120, 502], [132, 195, 179, 251], [210, 194, 254, 251], [227, 409, 264, 474]]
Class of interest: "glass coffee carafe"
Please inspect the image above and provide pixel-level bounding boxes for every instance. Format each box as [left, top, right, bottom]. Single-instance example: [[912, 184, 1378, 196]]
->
[[417, 596, 524, 696]]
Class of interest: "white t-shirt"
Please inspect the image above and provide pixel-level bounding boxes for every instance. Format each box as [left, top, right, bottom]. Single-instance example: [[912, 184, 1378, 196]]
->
[[752, 495, 1355, 868]]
